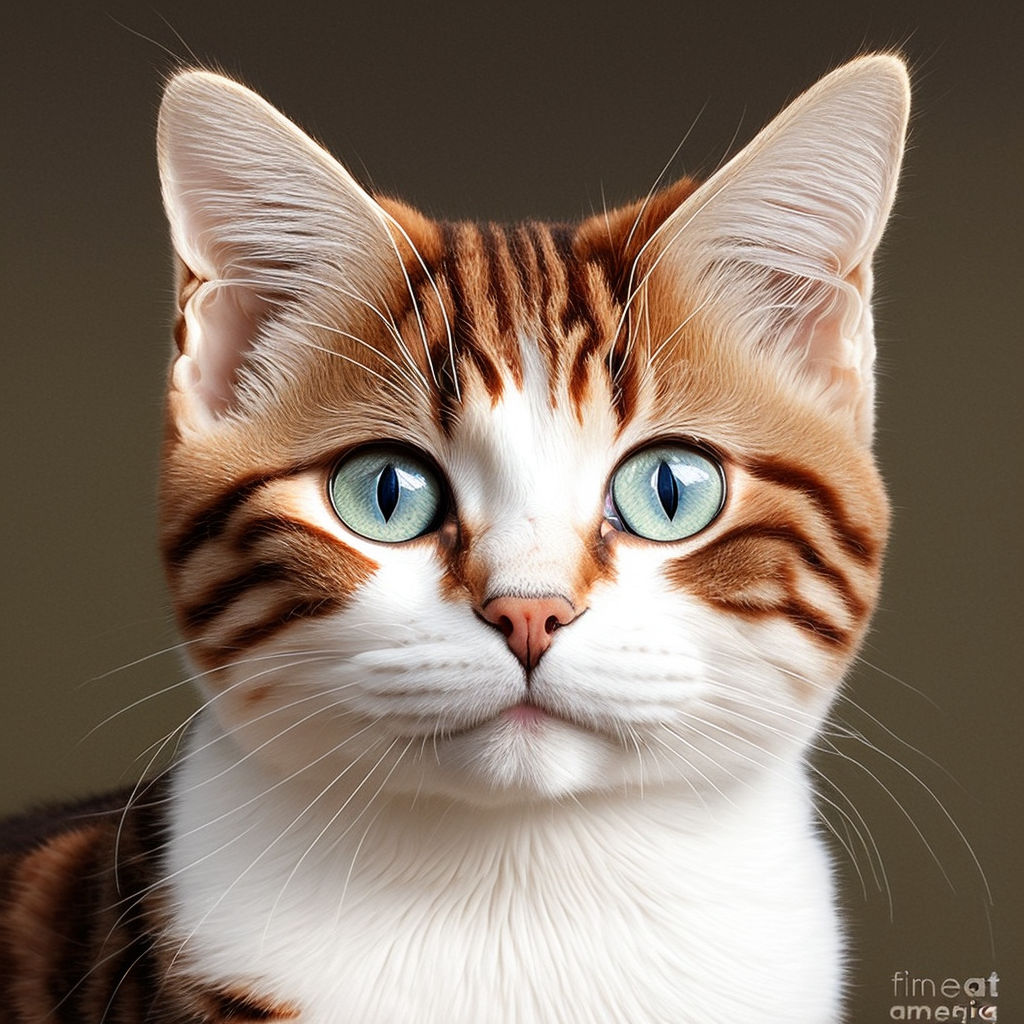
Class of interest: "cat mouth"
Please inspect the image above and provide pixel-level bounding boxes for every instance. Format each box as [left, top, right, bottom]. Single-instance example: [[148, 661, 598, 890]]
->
[[433, 699, 618, 743], [499, 701, 550, 727]]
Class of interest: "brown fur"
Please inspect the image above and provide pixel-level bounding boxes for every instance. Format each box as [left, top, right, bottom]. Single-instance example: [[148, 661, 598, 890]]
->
[[0, 785, 299, 1021]]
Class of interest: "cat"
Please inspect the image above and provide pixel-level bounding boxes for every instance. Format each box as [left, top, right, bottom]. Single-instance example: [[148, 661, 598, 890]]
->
[[0, 54, 908, 1023]]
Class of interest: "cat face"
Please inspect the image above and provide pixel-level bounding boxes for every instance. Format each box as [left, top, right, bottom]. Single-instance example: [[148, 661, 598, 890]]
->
[[158, 58, 906, 805]]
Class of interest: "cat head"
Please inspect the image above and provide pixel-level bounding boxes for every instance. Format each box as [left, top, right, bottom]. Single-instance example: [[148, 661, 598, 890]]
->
[[157, 56, 908, 806]]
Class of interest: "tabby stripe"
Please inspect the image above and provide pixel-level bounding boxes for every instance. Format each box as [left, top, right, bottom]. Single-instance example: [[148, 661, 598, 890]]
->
[[609, 339, 640, 427], [0, 780, 256, 1021], [4, 826, 103, 1019], [218, 595, 344, 654], [238, 514, 363, 554], [693, 522, 868, 618], [184, 513, 379, 633], [779, 599, 850, 647], [164, 466, 324, 568], [417, 274, 462, 436], [552, 224, 604, 349], [668, 519, 856, 648], [183, 562, 290, 631], [98, 893, 151, 1022], [206, 989, 301, 1020], [507, 224, 542, 317], [117, 784, 178, 1019], [482, 223, 515, 339], [531, 223, 570, 380], [744, 456, 880, 563], [565, 269, 607, 414], [52, 834, 103, 1022], [440, 222, 505, 400], [699, 592, 849, 649]]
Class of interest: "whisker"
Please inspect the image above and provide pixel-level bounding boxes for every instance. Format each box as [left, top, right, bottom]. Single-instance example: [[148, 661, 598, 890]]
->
[[378, 208, 459, 402], [621, 100, 709, 260], [291, 315, 430, 401], [262, 736, 413, 945], [80, 637, 204, 687]]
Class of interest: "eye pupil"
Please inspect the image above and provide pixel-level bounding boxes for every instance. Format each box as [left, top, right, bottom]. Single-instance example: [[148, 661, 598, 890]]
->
[[656, 460, 678, 519], [376, 464, 400, 522], [609, 443, 724, 542], [330, 445, 443, 543]]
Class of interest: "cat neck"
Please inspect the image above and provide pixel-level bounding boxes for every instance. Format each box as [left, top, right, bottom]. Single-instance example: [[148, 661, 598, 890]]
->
[[167, 711, 809, 872]]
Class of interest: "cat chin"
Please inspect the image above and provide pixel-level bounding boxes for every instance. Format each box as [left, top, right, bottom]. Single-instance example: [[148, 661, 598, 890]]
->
[[416, 714, 623, 806]]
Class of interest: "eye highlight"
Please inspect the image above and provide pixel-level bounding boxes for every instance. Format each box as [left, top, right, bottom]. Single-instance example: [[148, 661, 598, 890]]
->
[[329, 445, 444, 543], [609, 444, 725, 542]]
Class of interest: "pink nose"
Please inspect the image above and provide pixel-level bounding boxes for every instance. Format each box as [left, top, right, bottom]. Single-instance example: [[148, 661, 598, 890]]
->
[[481, 595, 579, 670]]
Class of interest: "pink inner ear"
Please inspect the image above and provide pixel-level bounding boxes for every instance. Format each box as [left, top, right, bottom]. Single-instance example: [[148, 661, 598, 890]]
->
[[182, 281, 269, 416], [769, 265, 874, 435]]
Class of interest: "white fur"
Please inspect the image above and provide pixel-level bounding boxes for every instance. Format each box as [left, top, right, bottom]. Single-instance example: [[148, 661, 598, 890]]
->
[[168, 720, 841, 1024]]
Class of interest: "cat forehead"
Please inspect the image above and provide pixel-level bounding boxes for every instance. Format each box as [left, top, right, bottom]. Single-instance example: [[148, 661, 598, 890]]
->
[[443, 330, 623, 504], [396, 218, 632, 416], [278, 214, 654, 458]]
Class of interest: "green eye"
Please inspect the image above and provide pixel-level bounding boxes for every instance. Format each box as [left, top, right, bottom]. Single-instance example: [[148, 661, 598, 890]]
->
[[329, 445, 444, 542], [609, 444, 724, 542]]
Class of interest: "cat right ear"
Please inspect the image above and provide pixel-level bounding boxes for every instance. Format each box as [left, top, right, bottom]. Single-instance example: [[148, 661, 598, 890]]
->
[[158, 71, 400, 428], [638, 55, 909, 444]]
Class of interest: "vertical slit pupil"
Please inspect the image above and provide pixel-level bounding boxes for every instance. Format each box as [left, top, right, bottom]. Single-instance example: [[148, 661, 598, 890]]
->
[[656, 461, 678, 520], [377, 465, 400, 522]]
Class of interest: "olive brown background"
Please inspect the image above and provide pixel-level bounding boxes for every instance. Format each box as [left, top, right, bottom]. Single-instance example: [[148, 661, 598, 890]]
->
[[2, 2, 1019, 1019]]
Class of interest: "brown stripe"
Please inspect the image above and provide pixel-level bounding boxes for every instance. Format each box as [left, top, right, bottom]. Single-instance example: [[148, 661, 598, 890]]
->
[[554, 226, 608, 353], [416, 272, 461, 435], [51, 834, 105, 1023], [440, 222, 505, 401], [237, 514, 372, 556], [667, 523, 852, 650], [164, 474, 272, 568], [182, 513, 378, 658], [689, 522, 868, 618], [698, 593, 849, 648], [0, 777, 281, 1021], [530, 223, 569, 389], [565, 271, 607, 415], [219, 595, 345, 654], [609, 340, 640, 428], [780, 599, 850, 647], [4, 826, 105, 1019], [744, 456, 881, 563], [507, 223, 542, 318], [182, 562, 291, 631], [482, 224, 515, 338], [205, 988, 300, 1020], [549, 225, 584, 337]]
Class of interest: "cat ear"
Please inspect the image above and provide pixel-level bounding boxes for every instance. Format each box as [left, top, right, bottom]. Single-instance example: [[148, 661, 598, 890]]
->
[[645, 55, 909, 443], [157, 71, 400, 425]]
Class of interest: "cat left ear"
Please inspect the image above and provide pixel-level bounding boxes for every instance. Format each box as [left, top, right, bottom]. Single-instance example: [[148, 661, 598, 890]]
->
[[158, 70, 402, 428], [645, 55, 909, 443]]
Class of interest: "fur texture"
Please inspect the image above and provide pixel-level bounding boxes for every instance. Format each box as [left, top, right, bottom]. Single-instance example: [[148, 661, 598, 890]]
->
[[0, 55, 908, 1023]]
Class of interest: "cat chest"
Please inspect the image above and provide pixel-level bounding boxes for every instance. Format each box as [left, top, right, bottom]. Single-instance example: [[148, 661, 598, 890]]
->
[[166, 805, 841, 1024]]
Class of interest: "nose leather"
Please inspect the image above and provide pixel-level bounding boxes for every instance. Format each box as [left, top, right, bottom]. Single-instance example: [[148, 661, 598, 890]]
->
[[480, 595, 579, 670]]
